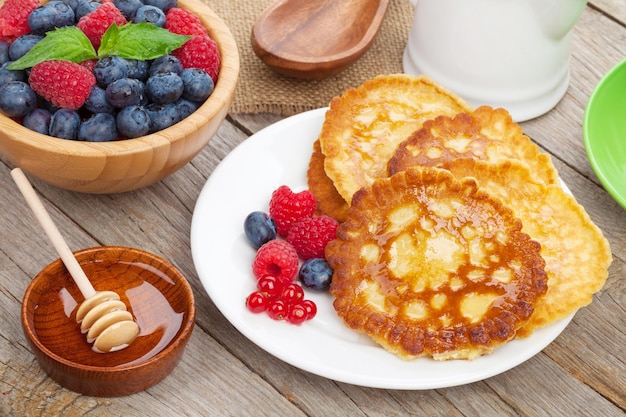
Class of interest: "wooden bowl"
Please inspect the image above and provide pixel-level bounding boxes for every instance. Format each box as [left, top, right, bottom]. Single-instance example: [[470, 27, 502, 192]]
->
[[0, 0, 239, 194], [21, 246, 196, 397]]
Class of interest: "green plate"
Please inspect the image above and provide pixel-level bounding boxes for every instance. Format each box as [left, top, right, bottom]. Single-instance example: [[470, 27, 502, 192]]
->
[[583, 59, 626, 210]]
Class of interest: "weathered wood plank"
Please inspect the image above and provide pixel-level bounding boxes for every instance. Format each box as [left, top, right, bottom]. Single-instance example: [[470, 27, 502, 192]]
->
[[487, 352, 623, 417], [590, 0, 626, 25], [1, 2, 624, 416]]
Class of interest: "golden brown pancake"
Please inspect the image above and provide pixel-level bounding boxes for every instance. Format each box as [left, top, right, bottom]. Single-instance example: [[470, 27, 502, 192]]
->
[[307, 139, 349, 222], [440, 158, 612, 336], [387, 106, 559, 186], [318, 74, 473, 205], [327, 166, 548, 360]]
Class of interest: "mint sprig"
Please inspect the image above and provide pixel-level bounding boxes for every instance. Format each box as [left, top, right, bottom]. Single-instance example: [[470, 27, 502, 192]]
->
[[8, 27, 97, 70], [99, 23, 190, 60], [8, 23, 191, 71]]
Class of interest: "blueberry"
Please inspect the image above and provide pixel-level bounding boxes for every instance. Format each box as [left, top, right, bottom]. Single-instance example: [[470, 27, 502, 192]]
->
[[244, 211, 277, 249], [59, 0, 81, 12], [149, 55, 182, 76], [78, 113, 118, 142], [142, 0, 177, 13], [113, 0, 143, 19], [105, 77, 146, 108], [75, 0, 101, 20], [175, 98, 199, 120], [23, 108, 52, 134], [126, 59, 150, 81], [180, 68, 214, 102], [145, 102, 180, 132], [8, 35, 44, 61], [133, 5, 166, 27], [146, 72, 183, 104], [37, 97, 61, 114], [299, 258, 333, 291], [0, 42, 10, 65], [84, 85, 116, 114], [0, 62, 27, 87], [27, 1, 76, 35], [94, 56, 130, 87], [49, 108, 81, 140], [116, 105, 150, 138], [0, 81, 37, 118]]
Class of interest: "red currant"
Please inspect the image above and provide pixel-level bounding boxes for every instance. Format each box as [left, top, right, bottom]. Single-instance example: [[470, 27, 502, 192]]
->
[[280, 283, 304, 303], [301, 299, 317, 320], [287, 303, 308, 325], [267, 299, 288, 320], [245, 291, 268, 313], [257, 275, 283, 300]]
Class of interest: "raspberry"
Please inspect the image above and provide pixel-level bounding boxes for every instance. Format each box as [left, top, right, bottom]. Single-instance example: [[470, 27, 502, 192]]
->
[[165, 7, 208, 36], [77, 2, 127, 50], [173, 34, 221, 83], [252, 240, 299, 285], [286, 215, 339, 260], [80, 59, 98, 73], [29, 61, 97, 110], [269, 185, 316, 237], [0, 0, 40, 43]]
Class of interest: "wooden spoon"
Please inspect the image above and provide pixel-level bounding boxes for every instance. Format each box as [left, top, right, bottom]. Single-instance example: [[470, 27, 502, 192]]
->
[[251, 0, 391, 79], [11, 168, 140, 353]]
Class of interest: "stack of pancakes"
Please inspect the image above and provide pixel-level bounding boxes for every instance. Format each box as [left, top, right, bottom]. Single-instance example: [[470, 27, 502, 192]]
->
[[308, 74, 612, 360]]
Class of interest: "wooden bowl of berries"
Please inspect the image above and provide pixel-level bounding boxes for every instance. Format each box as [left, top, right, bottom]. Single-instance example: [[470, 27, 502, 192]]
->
[[0, 0, 239, 193]]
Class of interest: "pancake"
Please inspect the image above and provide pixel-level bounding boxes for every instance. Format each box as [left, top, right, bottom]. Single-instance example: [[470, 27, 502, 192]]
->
[[440, 158, 612, 336], [307, 139, 349, 222], [327, 166, 548, 360], [387, 106, 559, 186], [318, 74, 473, 205]]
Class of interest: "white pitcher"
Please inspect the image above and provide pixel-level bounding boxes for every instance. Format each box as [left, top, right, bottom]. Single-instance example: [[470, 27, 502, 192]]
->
[[402, 0, 587, 121]]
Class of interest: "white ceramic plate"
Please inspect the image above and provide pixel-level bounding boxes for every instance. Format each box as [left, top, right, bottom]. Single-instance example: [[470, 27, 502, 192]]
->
[[191, 108, 573, 389]]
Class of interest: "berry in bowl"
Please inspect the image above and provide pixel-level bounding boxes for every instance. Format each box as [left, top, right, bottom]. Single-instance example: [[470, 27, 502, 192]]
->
[[0, 0, 239, 193]]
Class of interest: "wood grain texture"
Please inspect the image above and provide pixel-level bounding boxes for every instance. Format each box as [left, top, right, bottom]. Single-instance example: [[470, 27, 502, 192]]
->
[[251, 0, 391, 78], [0, 2, 624, 417], [590, 0, 626, 25]]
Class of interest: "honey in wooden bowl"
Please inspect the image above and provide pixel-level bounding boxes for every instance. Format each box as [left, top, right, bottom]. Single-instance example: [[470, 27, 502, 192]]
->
[[21, 246, 195, 397]]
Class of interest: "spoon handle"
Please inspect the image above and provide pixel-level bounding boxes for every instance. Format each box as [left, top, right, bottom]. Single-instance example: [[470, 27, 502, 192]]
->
[[11, 168, 96, 299]]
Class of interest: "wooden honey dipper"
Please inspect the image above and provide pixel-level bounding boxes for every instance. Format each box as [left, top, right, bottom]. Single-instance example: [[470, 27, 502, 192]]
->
[[11, 168, 140, 353]]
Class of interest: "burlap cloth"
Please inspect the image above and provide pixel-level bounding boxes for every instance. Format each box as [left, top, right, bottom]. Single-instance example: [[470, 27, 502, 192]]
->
[[204, 0, 414, 115]]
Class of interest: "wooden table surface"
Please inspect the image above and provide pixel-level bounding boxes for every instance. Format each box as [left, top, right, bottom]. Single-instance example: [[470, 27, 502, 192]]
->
[[1, 2, 625, 416]]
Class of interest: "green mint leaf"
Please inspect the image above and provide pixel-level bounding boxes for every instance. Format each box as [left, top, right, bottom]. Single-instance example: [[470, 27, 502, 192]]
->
[[7, 27, 97, 70], [98, 22, 191, 60], [98, 22, 121, 55]]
